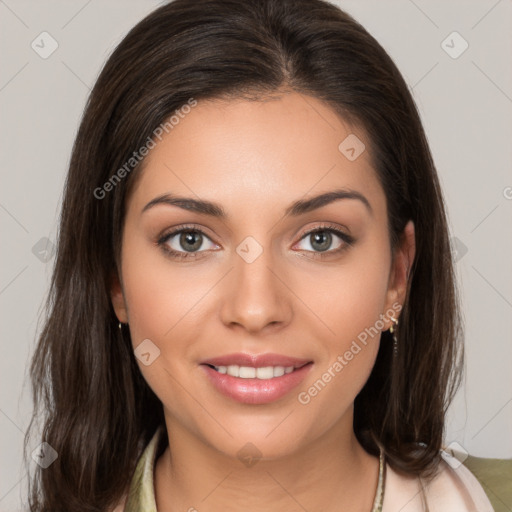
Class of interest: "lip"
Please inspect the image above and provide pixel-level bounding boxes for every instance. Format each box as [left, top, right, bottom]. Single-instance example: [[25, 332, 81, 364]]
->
[[200, 353, 314, 405], [200, 352, 312, 368]]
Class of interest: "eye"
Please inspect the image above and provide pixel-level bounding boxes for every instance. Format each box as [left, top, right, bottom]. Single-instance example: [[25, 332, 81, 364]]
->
[[157, 222, 354, 261], [157, 224, 218, 259], [294, 223, 354, 256]]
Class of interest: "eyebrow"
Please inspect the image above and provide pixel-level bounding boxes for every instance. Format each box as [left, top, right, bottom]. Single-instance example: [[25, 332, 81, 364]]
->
[[141, 188, 373, 218]]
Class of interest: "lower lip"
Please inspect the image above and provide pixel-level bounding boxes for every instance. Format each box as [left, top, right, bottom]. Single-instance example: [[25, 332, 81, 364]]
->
[[200, 363, 313, 404]]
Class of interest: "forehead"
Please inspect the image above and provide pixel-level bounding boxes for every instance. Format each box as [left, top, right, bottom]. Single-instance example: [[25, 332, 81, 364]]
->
[[126, 92, 385, 219]]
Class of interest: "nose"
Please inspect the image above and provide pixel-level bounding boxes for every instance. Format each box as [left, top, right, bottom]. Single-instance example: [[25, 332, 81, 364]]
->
[[219, 240, 293, 335]]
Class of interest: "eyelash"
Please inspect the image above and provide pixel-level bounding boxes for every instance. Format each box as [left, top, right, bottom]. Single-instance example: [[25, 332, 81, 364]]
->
[[156, 223, 355, 261]]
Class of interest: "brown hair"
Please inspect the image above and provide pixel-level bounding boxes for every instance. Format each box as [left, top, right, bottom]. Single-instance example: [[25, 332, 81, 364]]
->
[[25, 0, 463, 510]]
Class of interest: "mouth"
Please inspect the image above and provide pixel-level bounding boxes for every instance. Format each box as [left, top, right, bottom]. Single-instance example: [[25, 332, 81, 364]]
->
[[199, 353, 313, 404]]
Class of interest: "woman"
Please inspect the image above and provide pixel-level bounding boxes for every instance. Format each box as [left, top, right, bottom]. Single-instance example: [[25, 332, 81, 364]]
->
[[25, 0, 495, 510]]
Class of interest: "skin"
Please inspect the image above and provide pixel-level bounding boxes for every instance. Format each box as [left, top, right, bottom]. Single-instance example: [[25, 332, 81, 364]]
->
[[111, 89, 415, 512]]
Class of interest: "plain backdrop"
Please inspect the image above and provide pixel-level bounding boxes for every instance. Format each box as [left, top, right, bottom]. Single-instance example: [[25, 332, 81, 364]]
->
[[1, 0, 511, 510]]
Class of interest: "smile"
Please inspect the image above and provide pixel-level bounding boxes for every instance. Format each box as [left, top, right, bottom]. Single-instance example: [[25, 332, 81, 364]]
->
[[201, 361, 313, 404]]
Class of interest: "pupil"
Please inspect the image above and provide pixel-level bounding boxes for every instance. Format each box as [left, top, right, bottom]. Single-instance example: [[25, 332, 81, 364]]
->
[[311, 231, 331, 252]]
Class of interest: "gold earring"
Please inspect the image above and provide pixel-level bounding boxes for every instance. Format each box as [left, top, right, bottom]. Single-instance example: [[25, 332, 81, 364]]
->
[[389, 317, 398, 355]]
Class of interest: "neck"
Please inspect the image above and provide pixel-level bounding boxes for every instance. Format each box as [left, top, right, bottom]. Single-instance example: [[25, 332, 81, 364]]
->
[[155, 408, 380, 512]]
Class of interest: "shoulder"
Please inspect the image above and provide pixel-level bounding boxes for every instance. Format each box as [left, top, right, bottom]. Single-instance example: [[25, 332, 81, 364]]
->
[[383, 455, 495, 511]]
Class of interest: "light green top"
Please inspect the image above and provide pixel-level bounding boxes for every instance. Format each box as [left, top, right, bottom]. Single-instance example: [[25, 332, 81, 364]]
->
[[123, 425, 165, 512]]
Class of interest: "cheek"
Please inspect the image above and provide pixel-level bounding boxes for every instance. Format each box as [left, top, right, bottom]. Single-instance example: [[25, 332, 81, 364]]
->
[[296, 272, 389, 430], [334, 265, 390, 340], [120, 227, 210, 343], [298, 235, 392, 346]]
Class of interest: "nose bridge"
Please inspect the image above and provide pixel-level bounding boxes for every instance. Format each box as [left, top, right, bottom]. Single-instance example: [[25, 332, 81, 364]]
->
[[220, 233, 292, 332]]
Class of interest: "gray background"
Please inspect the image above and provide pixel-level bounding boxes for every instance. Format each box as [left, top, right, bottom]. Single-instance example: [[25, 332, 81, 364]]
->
[[1, 0, 511, 510]]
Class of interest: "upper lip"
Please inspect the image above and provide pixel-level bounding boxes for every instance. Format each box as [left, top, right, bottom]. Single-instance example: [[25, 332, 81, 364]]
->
[[201, 353, 312, 368]]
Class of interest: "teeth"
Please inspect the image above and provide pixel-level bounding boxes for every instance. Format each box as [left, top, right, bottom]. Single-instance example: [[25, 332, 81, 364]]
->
[[227, 365, 239, 377], [214, 365, 296, 379], [256, 367, 273, 379], [273, 366, 285, 377], [239, 366, 256, 378]]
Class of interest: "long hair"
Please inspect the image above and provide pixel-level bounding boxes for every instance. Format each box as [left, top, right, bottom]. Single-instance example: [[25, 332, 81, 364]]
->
[[25, 0, 463, 510]]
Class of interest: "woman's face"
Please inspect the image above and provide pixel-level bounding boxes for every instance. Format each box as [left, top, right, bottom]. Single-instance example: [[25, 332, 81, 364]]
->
[[111, 91, 413, 459]]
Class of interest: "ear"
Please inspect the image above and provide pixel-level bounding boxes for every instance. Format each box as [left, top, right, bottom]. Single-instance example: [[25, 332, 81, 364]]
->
[[383, 220, 415, 326], [110, 269, 129, 323]]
